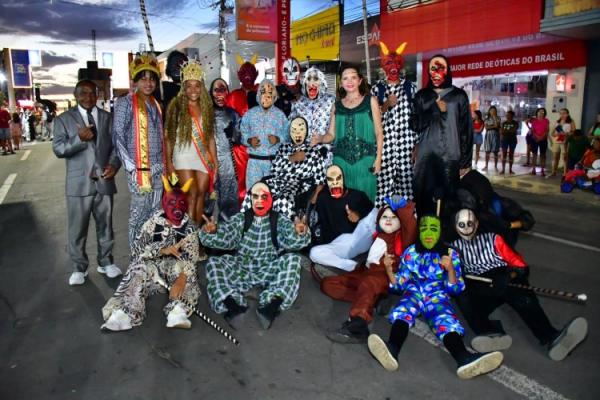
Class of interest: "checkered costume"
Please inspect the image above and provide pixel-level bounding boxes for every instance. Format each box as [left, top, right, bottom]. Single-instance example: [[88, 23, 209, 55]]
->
[[102, 212, 204, 327], [199, 212, 311, 313], [290, 93, 335, 166], [240, 142, 327, 219], [371, 80, 417, 206]]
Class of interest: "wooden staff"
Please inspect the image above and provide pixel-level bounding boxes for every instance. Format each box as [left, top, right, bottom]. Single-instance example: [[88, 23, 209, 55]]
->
[[153, 274, 240, 346], [465, 274, 587, 304]]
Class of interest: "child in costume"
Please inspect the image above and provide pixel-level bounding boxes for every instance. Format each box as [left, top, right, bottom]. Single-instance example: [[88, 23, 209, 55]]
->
[[451, 208, 588, 361], [322, 197, 417, 343], [368, 214, 504, 379], [101, 177, 203, 331], [200, 181, 311, 330]]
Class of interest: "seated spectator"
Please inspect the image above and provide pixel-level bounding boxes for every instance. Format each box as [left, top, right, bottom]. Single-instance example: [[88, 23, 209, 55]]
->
[[565, 129, 589, 172]]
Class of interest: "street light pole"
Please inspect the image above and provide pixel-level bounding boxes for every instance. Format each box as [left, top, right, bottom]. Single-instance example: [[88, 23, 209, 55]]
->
[[361, 0, 371, 84]]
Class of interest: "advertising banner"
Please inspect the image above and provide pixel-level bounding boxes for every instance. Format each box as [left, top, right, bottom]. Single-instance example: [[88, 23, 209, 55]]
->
[[291, 6, 340, 62], [340, 15, 380, 64], [236, 0, 277, 42], [276, 0, 291, 83], [10, 49, 32, 88], [381, 0, 543, 55], [421, 40, 587, 84]]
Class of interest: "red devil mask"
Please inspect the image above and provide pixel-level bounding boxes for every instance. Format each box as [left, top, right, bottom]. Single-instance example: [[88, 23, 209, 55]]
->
[[161, 176, 193, 226], [251, 182, 273, 217], [238, 62, 258, 91], [428, 55, 452, 89], [379, 42, 407, 83]]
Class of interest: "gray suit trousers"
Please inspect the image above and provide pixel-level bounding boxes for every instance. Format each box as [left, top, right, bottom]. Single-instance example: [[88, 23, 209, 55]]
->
[[67, 193, 114, 272]]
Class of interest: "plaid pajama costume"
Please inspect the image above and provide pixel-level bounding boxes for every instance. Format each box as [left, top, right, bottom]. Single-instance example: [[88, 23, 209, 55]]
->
[[371, 81, 417, 206], [240, 142, 327, 218], [102, 212, 204, 326], [389, 244, 465, 340], [199, 212, 310, 314]]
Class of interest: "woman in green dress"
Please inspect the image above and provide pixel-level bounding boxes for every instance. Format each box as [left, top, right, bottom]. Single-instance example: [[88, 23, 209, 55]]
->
[[313, 65, 383, 201]]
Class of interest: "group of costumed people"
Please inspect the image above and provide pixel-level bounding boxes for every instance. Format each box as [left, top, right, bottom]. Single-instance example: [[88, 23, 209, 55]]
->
[[98, 47, 587, 381]]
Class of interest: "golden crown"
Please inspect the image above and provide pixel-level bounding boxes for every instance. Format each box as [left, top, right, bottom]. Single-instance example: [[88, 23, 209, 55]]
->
[[180, 58, 205, 83], [129, 53, 160, 80]]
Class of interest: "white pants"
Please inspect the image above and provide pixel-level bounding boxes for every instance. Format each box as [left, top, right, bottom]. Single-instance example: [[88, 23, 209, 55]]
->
[[309, 208, 377, 271]]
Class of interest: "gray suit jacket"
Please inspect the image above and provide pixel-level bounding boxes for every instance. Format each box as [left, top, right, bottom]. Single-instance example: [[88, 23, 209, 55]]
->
[[53, 107, 121, 196]]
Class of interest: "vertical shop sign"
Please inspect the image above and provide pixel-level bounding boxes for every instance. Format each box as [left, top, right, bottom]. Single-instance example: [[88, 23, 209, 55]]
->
[[276, 0, 291, 84], [10, 49, 32, 88]]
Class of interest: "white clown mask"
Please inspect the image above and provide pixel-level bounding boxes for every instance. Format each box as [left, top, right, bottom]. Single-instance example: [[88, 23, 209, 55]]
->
[[455, 209, 478, 240], [305, 71, 320, 99], [326, 165, 344, 198], [282, 58, 301, 87], [289, 117, 308, 146], [379, 207, 401, 234]]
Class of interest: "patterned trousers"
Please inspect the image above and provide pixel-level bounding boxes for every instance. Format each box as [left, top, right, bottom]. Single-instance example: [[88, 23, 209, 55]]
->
[[102, 260, 201, 326], [127, 182, 162, 250], [245, 158, 272, 190], [205, 253, 302, 313]]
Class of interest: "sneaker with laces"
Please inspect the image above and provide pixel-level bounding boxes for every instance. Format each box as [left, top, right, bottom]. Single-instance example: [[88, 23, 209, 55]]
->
[[97, 264, 122, 278], [68, 271, 88, 286]]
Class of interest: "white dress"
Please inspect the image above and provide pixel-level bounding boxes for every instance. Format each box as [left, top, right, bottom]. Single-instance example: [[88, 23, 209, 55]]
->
[[173, 139, 207, 172]]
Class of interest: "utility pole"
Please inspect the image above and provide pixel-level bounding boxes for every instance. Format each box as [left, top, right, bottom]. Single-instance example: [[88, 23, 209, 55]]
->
[[361, 0, 371, 84], [91, 29, 97, 61], [218, 0, 231, 84], [139, 0, 155, 52]]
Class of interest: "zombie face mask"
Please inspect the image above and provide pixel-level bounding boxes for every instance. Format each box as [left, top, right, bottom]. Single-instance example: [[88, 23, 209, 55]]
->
[[419, 215, 441, 250], [211, 79, 229, 108], [379, 42, 407, 83], [428, 55, 451, 89], [259, 81, 276, 109], [161, 176, 193, 226], [326, 165, 344, 198], [379, 207, 401, 234], [289, 117, 308, 146], [455, 209, 478, 240], [302, 67, 326, 100], [251, 182, 273, 217], [238, 62, 258, 91], [282, 58, 301, 87]]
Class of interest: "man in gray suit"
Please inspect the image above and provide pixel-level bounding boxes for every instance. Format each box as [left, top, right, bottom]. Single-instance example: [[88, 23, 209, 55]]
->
[[53, 80, 123, 285]]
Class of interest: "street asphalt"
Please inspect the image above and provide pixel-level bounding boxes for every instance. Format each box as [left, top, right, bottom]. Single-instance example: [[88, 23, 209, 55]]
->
[[1, 142, 598, 400]]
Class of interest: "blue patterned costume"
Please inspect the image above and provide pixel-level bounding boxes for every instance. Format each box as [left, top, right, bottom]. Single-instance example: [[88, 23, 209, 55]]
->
[[240, 105, 289, 189], [389, 244, 465, 339], [112, 93, 164, 249]]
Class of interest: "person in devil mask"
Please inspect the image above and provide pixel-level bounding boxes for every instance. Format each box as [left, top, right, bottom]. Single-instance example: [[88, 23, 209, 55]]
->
[[101, 176, 204, 332], [200, 181, 311, 330], [411, 55, 473, 216], [371, 42, 417, 205], [226, 56, 259, 117], [210, 78, 242, 219], [275, 57, 302, 117], [162, 50, 188, 115], [309, 165, 376, 271]]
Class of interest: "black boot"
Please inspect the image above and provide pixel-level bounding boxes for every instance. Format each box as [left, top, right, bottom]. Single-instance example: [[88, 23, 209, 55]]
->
[[256, 297, 283, 330], [326, 316, 369, 344], [223, 296, 247, 330]]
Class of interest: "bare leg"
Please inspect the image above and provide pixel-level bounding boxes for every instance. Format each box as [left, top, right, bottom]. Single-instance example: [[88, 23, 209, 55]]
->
[[193, 170, 210, 225], [494, 152, 499, 171], [540, 153, 546, 176], [508, 147, 515, 174], [176, 169, 198, 222], [501, 149, 507, 174], [531, 152, 537, 175], [484, 152, 490, 170], [474, 144, 481, 167]]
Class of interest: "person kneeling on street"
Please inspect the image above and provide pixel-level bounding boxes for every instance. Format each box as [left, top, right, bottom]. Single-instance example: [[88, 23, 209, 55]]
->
[[451, 208, 588, 361], [101, 177, 204, 331], [368, 214, 504, 379], [199, 181, 311, 330]]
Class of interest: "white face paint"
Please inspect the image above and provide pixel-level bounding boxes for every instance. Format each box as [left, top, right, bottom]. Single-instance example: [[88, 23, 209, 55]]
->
[[289, 118, 307, 146], [282, 58, 300, 86], [455, 209, 478, 240], [326, 165, 344, 198], [379, 208, 400, 234], [306, 71, 320, 99]]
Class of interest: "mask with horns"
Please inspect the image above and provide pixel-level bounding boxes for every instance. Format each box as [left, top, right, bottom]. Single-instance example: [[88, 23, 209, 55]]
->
[[379, 41, 407, 83], [161, 176, 193, 226]]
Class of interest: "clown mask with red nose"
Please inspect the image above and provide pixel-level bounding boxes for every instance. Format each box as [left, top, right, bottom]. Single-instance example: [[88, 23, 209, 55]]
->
[[379, 41, 407, 83], [161, 176, 193, 226], [251, 182, 273, 217]]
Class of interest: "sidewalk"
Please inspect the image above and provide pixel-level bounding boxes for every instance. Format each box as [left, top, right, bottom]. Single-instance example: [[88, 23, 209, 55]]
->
[[473, 155, 600, 206]]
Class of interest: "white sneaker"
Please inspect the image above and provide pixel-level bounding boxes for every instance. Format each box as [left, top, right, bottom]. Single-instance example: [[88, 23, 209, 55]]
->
[[97, 264, 122, 278], [68, 271, 88, 286], [101, 309, 133, 332], [166, 305, 191, 329]]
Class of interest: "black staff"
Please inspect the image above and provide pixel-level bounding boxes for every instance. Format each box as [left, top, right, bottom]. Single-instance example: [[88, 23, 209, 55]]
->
[[465, 274, 587, 304], [153, 274, 240, 346]]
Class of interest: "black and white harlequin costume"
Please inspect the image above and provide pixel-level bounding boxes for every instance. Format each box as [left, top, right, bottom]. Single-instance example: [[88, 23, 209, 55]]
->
[[371, 79, 417, 206]]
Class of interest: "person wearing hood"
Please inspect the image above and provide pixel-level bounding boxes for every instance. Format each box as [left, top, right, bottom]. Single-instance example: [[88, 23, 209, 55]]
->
[[161, 50, 188, 117], [411, 55, 473, 216], [290, 66, 335, 165], [240, 79, 289, 189], [275, 57, 302, 117], [210, 78, 242, 219]]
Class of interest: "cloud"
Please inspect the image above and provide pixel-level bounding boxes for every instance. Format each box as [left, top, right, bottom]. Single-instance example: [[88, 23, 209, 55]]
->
[[40, 51, 78, 68], [40, 84, 76, 96], [0, 1, 140, 42]]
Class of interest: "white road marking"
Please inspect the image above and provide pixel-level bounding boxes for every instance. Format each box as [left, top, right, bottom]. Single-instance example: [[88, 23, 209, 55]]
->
[[0, 173, 17, 205], [20, 150, 31, 161], [411, 319, 570, 400], [524, 231, 600, 253]]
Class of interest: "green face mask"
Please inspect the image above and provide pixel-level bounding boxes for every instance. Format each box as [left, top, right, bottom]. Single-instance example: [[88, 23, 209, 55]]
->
[[419, 216, 441, 250]]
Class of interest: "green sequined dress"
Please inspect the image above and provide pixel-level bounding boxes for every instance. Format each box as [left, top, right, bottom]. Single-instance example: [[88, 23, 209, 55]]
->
[[333, 95, 377, 201]]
